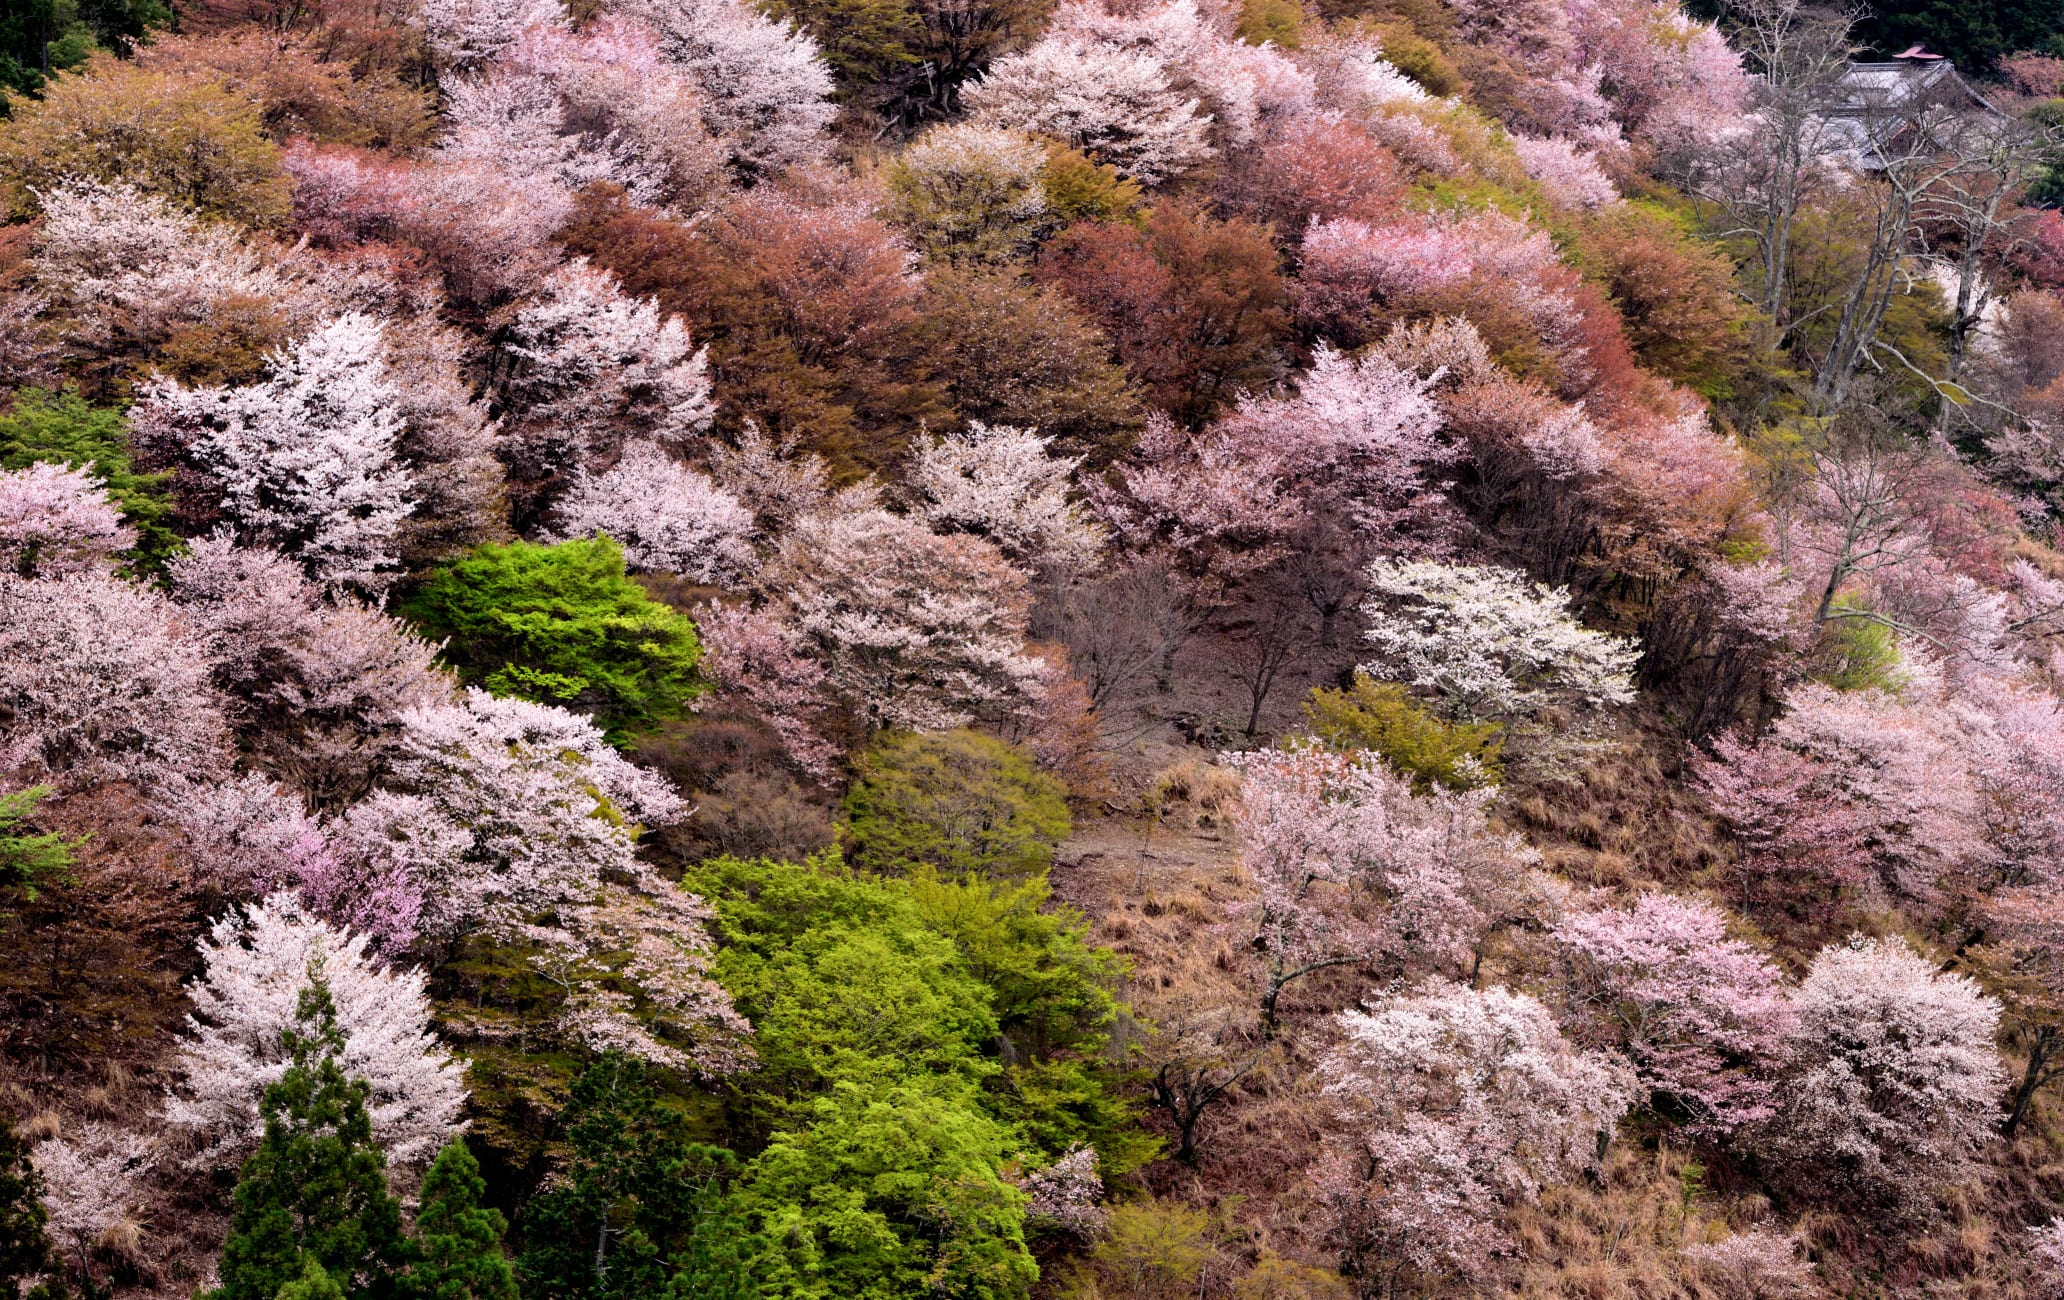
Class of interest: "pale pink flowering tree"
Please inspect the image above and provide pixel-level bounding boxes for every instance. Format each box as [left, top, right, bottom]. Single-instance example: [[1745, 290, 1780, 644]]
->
[[497, 259, 715, 496], [1960, 688, 2064, 890], [517, 878, 754, 1075], [547, 440, 755, 583], [169, 536, 451, 805], [380, 689, 688, 935], [1765, 936, 2004, 1211], [909, 423, 1105, 573], [1297, 217, 1475, 335], [164, 893, 468, 1178], [1015, 1145, 1106, 1238], [1224, 746, 1531, 1027], [2030, 1220, 2064, 1298], [778, 508, 1044, 731], [0, 572, 230, 788], [619, 0, 837, 175], [1300, 32, 1429, 114], [1315, 979, 1635, 1287], [412, 0, 562, 69], [440, 19, 726, 211], [1512, 134, 1619, 209], [964, 38, 1214, 184], [691, 602, 840, 778], [1554, 892, 1796, 1134], [130, 313, 416, 591], [0, 462, 133, 577], [1680, 1228, 1816, 1299], [32, 1123, 153, 1287], [706, 422, 833, 541]]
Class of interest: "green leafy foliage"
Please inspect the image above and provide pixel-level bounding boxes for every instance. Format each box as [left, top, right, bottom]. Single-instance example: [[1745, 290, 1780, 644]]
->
[[842, 730, 1071, 881], [516, 1054, 755, 1300], [0, 786, 78, 907], [403, 1143, 518, 1300], [207, 981, 411, 1300], [1302, 675, 1503, 790], [1815, 603, 1903, 693], [0, 387, 180, 569], [275, 1257, 348, 1300], [401, 539, 706, 743]]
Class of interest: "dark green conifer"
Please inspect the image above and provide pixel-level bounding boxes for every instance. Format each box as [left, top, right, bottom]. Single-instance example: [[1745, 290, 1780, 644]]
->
[[401, 1143, 516, 1300], [0, 1112, 52, 1294]]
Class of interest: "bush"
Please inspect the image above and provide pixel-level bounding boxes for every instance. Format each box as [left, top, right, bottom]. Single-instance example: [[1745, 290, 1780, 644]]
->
[[843, 730, 1071, 880], [0, 55, 289, 223], [401, 538, 705, 743], [1302, 674, 1503, 789]]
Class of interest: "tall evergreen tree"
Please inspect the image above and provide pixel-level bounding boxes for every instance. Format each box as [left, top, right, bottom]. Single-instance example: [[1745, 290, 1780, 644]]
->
[[207, 975, 412, 1300], [517, 1054, 754, 1300], [0, 1113, 51, 1295], [403, 1143, 517, 1300]]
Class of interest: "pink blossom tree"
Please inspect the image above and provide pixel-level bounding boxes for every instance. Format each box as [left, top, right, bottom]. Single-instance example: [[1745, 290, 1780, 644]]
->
[[621, 0, 837, 176], [1554, 892, 1797, 1134], [1766, 936, 2004, 1211], [0, 462, 133, 577], [964, 37, 1214, 185], [777, 507, 1044, 731], [31, 1123, 152, 1292], [1315, 979, 1635, 1288], [0, 572, 230, 788], [546, 440, 755, 583], [691, 602, 840, 778], [909, 423, 1105, 573]]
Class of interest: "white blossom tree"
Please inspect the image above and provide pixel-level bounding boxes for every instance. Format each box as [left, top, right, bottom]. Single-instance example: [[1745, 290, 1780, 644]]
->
[[129, 314, 416, 590], [164, 894, 467, 1177], [0, 462, 132, 576], [0, 571, 230, 787], [32, 1123, 152, 1286], [779, 508, 1044, 731], [1360, 558, 1640, 729], [546, 440, 755, 582], [379, 689, 688, 935], [618, 0, 836, 175], [1767, 936, 2004, 1211], [498, 260, 716, 494], [964, 38, 1213, 185], [909, 423, 1104, 572], [412, 0, 564, 69], [1316, 980, 1635, 1286]]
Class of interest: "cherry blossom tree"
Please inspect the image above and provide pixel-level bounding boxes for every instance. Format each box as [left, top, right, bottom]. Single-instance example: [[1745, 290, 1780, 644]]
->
[[378, 689, 688, 936], [129, 313, 416, 590], [496, 259, 715, 502], [1225, 746, 1530, 1027], [1554, 892, 1796, 1134], [691, 602, 840, 778], [1316, 980, 1635, 1288], [1015, 1146, 1106, 1238], [1512, 134, 1619, 209], [169, 536, 451, 805], [31, 1123, 152, 1292], [964, 38, 1213, 184], [164, 894, 467, 1177], [1969, 886, 2064, 1139], [1680, 1228, 1816, 1299], [883, 124, 1050, 265], [908, 423, 1104, 572], [618, 0, 837, 176], [0, 462, 133, 577], [1359, 558, 1640, 731], [1766, 936, 2004, 1211], [440, 19, 726, 211], [546, 440, 755, 583], [778, 507, 1044, 731], [0, 572, 230, 788], [412, 0, 563, 69]]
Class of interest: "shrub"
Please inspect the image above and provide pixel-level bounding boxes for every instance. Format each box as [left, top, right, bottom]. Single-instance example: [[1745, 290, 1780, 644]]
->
[[843, 730, 1070, 880], [0, 56, 289, 223], [1302, 674, 1503, 789], [401, 538, 706, 743], [0, 387, 178, 569]]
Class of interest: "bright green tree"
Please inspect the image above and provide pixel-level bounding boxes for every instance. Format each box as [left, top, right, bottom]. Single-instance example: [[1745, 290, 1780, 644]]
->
[[0, 786, 77, 908], [207, 979, 412, 1300], [516, 1054, 754, 1300], [401, 1143, 516, 1300], [842, 730, 1070, 880], [401, 539, 705, 743], [734, 1076, 1036, 1300], [0, 387, 179, 569], [276, 1257, 349, 1300]]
